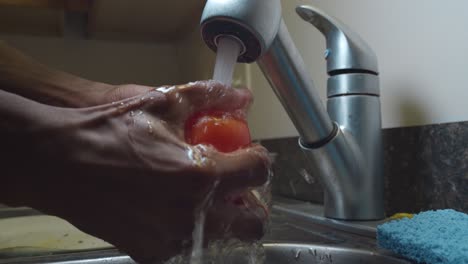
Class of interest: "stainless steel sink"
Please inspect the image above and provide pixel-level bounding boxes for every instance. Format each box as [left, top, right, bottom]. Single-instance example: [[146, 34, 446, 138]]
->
[[0, 198, 413, 264], [264, 243, 409, 264], [0, 243, 410, 264]]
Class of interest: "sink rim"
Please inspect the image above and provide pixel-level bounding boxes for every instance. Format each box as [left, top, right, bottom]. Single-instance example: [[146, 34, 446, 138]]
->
[[264, 242, 404, 256]]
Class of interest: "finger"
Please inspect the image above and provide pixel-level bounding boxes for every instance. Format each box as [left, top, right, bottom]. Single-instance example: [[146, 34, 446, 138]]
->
[[182, 80, 253, 111], [161, 81, 253, 119], [201, 144, 272, 193]]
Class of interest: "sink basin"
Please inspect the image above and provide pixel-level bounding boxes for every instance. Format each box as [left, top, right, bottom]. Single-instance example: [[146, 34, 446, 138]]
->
[[264, 243, 409, 264], [0, 243, 410, 264]]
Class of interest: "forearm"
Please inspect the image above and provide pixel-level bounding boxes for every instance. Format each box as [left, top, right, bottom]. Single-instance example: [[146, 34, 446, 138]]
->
[[0, 41, 112, 107], [0, 90, 72, 206]]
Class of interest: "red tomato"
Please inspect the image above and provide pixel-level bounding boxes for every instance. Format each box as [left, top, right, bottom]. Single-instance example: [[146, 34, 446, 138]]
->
[[185, 111, 251, 153]]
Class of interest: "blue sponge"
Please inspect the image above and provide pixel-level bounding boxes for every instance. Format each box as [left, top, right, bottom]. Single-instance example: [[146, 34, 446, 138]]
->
[[377, 209, 468, 264]]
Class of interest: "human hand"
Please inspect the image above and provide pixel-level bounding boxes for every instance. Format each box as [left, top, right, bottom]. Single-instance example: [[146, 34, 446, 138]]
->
[[3, 81, 270, 263]]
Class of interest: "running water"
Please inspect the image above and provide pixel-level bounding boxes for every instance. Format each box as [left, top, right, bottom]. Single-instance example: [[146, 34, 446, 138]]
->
[[212, 37, 242, 85], [188, 37, 242, 264], [180, 37, 267, 264], [189, 180, 219, 264]]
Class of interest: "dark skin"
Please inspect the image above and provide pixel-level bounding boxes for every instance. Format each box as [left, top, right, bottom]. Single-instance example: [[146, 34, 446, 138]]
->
[[0, 42, 271, 263]]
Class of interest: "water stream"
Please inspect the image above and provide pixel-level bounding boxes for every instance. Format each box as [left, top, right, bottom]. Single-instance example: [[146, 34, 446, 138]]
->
[[183, 37, 265, 264], [192, 37, 242, 264], [212, 37, 242, 85]]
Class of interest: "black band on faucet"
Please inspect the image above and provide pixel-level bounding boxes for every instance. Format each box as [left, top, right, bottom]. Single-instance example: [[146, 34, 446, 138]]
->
[[299, 123, 339, 149]]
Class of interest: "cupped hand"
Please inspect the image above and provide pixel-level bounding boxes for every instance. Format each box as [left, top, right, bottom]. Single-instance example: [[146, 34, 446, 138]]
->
[[11, 81, 271, 263]]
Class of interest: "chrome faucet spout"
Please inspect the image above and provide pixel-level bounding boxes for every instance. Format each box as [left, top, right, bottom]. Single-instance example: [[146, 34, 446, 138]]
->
[[200, 1, 384, 220]]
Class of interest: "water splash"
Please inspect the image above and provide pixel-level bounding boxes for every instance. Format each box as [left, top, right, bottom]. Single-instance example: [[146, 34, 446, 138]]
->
[[116, 102, 128, 114], [308, 248, 317, 256], [268, 152, 278, 163], [129, 110, 143, 117], [202, 239, 265, 264], [247, 242, 266, 264], [289, 180, 297, 196], [299, 168, 315, 184], [189, 180, 219, 264], [189, 211, 206, 264], [156, 86, 176, 94], [294, 249, 302, 261]]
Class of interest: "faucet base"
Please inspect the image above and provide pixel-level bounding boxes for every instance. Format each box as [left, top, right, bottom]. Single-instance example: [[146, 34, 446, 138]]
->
[[300, 129, 385, 221]]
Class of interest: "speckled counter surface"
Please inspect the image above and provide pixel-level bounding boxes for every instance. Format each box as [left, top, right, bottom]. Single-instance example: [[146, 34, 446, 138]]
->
[[383, 122, 468, 214], [261, 121, 468, 215], [0, 215, 111, 257]]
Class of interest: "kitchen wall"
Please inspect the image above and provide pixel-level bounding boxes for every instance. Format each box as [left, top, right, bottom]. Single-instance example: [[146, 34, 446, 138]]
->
[[248, 0, 468, 140], [0, 34, 182, 86], [0, 29, 246, 95]]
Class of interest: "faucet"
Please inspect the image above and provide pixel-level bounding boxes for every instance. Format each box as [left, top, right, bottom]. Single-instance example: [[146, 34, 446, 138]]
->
[[200, 0, 384, 220]]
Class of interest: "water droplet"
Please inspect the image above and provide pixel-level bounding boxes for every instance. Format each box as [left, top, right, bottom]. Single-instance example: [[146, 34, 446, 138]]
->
[[299, 168, 315, 184], [146, 120, 153, 134], [289, 180, 297, 196], [129, 111, 135, 117], [116, 102, 127, 113], [268, 168, 274, 182], [156, 86, 176, 93], [295, 249, 301, 261], [268, 152, 278, 162], [308, 248, 317, 256]]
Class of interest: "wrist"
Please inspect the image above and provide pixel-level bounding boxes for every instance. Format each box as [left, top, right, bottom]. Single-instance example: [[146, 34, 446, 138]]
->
[[2, 65, 114, 107], [53, 79, 114, 108], [0, 41, 114, 108]]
